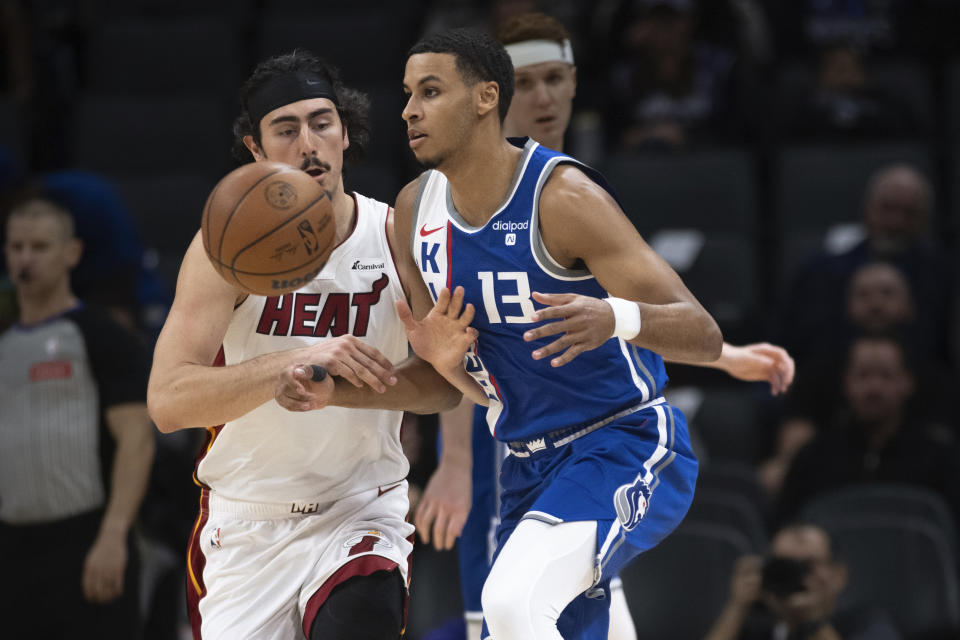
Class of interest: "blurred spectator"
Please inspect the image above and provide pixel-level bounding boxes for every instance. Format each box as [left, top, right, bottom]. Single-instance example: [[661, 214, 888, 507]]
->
[[776, 333, 960, 526], [778, 164, 954, 370], [769, 0, 906, 58], [705, 522, 901, 640], [0, 193, 155, 639], [606, 0, 747, 151], [768, 0, 960, 61], [40, 170, 170, 336], [779, 43, 918, 140], [762, 261, 915, 494]]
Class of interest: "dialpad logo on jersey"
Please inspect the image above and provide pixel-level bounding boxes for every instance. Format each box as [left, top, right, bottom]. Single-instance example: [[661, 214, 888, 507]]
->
[[351, 259, 385, 271], [491, 220, 529, 233], [257, 274, 389, 337], [614, 477, 652, 532]]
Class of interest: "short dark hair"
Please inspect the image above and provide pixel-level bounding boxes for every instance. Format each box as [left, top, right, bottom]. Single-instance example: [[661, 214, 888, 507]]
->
[[844, 330, 915, 375], [408, 28, 514, 122], [3, 186, 75, 240], [231, 50, 371, 163]]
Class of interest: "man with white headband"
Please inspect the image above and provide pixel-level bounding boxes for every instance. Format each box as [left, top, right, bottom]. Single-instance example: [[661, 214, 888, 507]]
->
[[411, 13, 794, 640]]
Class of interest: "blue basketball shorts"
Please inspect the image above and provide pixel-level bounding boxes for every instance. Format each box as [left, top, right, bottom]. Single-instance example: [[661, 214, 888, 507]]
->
[[486, 399, 698, 639]]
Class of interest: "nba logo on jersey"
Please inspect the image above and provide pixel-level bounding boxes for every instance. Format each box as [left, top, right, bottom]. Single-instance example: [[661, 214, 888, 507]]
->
[[505, 233, 516, 246], [614, 477, 652, 532]]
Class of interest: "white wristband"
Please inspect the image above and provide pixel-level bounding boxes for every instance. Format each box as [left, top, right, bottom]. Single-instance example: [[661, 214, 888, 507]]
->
[[605, 297, 642, 340]]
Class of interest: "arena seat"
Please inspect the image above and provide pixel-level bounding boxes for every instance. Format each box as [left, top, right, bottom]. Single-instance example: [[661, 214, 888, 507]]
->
[[85, 19, 242, 97], [74, 94, 230, 174], [620, 521, 753, 639], [685, 489, 768, 551], [603, 149, 757, 236], [801, 483, 957, 555], [816, 515, 960, 639]]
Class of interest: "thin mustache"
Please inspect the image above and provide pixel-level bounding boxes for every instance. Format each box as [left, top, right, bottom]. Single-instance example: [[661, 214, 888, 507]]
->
[[301, 158, 331, 172]]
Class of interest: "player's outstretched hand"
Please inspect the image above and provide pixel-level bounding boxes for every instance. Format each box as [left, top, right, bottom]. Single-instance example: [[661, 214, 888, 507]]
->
[[276, 364, 336, 411], [415, 461, 472, 550], [396, 286, 478, 374], [717, 342, 795, 396], [523, 292, 616, 367], [302, 334, 397, 392]]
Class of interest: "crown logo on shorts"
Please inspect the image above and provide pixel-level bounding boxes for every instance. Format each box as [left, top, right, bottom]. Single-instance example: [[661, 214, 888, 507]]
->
[[527, 437, 547, 454]]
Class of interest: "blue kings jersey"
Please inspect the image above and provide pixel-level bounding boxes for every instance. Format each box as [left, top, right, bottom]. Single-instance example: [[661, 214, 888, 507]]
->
[[412, 138, 668, 442]]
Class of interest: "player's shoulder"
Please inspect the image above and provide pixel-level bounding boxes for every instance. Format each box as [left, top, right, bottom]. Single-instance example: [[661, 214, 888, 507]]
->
[[541, 163, 613, 212], [174, 230, 246, 306]]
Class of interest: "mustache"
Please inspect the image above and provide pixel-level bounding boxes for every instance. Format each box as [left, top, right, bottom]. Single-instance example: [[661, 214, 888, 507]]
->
[[300, 157, 331, 173]]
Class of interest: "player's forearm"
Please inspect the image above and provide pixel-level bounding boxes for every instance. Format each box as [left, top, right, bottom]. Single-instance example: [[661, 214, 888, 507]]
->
[[148, 349, 307, 432], [665, 340, 733, 368], [330, 355, 462, 414], [100, 409, 155, 537], [629, 301, 722, 363], [438, 396, 475, 468]]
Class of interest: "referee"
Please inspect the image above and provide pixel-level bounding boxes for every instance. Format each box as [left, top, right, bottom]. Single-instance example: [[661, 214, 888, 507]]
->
[[0, 193, 155, 639]]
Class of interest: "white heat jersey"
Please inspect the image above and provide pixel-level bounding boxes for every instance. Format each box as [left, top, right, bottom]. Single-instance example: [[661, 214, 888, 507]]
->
[[195, 193, 409, 504]]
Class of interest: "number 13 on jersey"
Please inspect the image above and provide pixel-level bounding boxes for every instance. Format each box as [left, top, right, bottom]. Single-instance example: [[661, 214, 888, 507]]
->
[[477, 271, 535, 324]]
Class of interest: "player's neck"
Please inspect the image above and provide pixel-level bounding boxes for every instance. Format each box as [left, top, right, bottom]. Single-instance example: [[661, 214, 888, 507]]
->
[[539, 134, 564, 153], [18, 282, 79, 326], [444, 137, 522, 227], [330, 184, 357, 247]]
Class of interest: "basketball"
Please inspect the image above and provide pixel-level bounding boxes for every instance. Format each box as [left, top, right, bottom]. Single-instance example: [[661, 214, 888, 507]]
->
[[201, 161, 335, 296]]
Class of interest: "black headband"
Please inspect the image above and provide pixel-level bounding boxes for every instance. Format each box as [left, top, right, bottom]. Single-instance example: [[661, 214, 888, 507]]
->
[[245, 71, 339, 129]]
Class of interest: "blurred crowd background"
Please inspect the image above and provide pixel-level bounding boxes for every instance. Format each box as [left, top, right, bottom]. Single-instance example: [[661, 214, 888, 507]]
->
[[1, 0, 959, 638]]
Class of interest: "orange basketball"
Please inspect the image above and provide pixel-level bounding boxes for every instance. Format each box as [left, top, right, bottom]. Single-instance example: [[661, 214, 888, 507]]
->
[[201, 161, 335, 296]]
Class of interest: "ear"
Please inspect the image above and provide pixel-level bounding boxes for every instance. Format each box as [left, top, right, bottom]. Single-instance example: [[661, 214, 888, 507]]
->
[[571, 65, 578, 96], [243, 135, 265, 161], [830, 562, 848, 593], [477, 81, 500, 118], [341, 122, 350, 152], [66, 237, 83, 269]]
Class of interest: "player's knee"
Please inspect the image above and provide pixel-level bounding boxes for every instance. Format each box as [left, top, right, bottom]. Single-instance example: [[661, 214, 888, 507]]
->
[[308, 569, 405, 640], [481, 567, 534, 636]]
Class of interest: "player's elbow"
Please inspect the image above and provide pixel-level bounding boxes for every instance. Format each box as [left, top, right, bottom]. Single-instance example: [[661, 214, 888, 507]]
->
[[700, 314, 724, 362], [147, 386, 182, 433]]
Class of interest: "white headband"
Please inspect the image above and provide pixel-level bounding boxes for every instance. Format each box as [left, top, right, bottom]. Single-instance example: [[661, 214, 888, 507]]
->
[[504, 39, 574, 68]]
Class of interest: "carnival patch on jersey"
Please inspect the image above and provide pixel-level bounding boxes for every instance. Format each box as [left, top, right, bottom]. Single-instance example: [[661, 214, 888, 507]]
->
[[613, 476, 652, 532], [347, 257, 387, 274]]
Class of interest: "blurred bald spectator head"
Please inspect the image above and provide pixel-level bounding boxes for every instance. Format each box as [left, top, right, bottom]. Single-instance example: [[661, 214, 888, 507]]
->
[[862, 165, 932, 254]]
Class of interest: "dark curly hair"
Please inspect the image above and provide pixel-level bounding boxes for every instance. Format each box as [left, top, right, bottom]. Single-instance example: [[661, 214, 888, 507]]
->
[[231, 50, 371, 163], [407, 28, 514, 123]]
